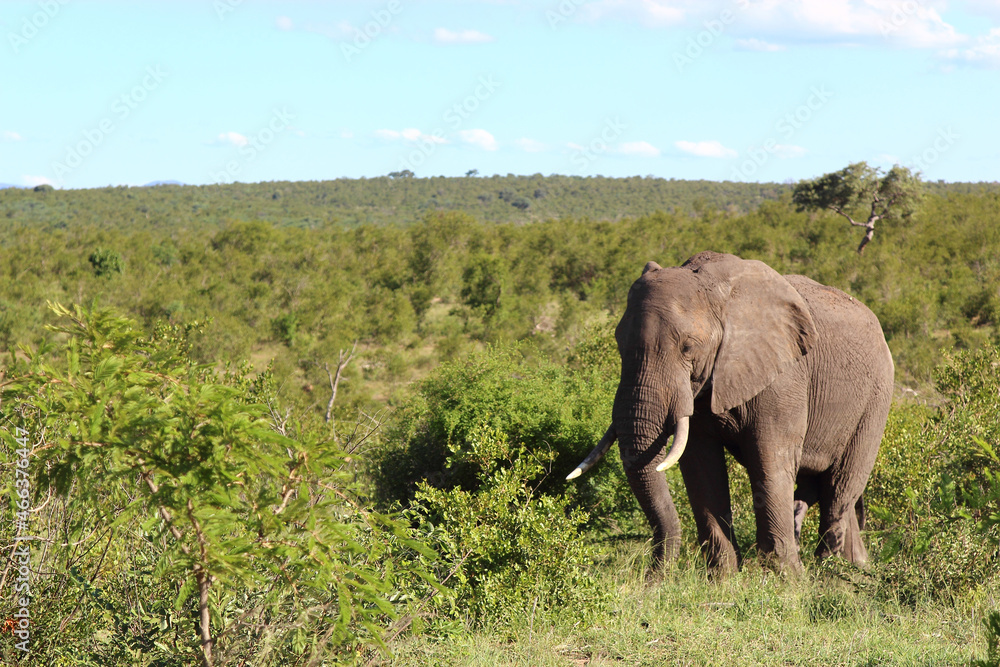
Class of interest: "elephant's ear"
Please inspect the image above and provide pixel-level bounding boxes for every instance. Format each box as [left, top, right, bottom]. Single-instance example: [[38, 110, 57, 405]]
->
[[699, 257, 817, 413]]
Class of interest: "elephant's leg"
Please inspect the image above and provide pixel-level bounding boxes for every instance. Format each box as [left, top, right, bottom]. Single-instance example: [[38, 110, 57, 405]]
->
[[815, 408, 883, 564], [741, 428, 805, 572], [623, 459, 682, 569], [816, 481, 868, 563], [679, 441, 740, 574], [744, 456, 802, 572]]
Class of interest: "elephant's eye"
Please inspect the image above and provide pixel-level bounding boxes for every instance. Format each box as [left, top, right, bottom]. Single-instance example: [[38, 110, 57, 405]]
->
[[681, 339, 696, 358]]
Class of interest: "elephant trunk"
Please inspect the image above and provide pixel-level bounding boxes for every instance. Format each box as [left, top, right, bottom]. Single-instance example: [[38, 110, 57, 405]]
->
[[612, 380, 693, 566]]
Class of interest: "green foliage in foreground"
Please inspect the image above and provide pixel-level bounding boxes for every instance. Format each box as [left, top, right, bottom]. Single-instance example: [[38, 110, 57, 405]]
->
[[0, 302, 999, 664], [412, 422, 606, 628], [0, 304, 441, 666], [858, 344, 1000, 610], [370, 343, 638, 529], [371, 345, 628, 628]]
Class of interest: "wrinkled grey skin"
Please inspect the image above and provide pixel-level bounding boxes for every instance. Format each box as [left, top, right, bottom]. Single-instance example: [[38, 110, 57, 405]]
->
[[608, 251, 893, 574]]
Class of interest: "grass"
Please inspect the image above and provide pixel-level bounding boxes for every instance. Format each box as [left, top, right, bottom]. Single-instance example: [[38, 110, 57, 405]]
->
[[383, 539, 988, 666]]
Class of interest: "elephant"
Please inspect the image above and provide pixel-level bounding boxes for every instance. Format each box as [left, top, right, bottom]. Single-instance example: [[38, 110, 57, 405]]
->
[[567, 251, 893, 574]]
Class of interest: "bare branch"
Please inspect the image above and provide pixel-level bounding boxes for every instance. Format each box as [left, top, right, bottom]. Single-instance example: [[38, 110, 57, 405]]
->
[[826, 204, 862, 227], [324, 341, 358, 426]]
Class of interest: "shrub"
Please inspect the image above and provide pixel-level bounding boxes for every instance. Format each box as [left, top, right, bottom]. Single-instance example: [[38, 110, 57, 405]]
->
[[412, 422, 604, 627], [270, 311, 298, 346], [0, 304, 440, 665], [367, 341, 642, 627], [88, 248, 125, 277], [369, 343, 635, 528], [864, 344, 1000, 606]]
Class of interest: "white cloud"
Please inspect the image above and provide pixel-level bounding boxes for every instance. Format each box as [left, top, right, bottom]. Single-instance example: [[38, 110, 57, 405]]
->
[[735, 37, 785, 52], [582, 0, 688, 27], [514, 137, 547, 153], [459, 129, 499, 151], [741, 0, 963, 49], [2, 131, 23, 141], [941, 27, 1000, 68], [963, 0, 1000, 21], [217, 132, 248, 147], [23, 175, 53, 187], [376, 128, 448, 144], [618, 141, 661, 157], [433, 28, 495, 44], [341, 130, 355, 139], [276, 16, 293, 31], [675, 140, 738, 158], [579, 0, 967, 49]]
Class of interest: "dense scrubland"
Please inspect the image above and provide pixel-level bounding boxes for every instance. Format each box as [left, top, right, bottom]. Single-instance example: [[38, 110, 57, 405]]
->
[[1, 176, 999, 665]]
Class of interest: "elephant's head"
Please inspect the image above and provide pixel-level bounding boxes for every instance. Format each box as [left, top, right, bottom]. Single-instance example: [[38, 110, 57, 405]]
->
[[567, 251, 817, 562]]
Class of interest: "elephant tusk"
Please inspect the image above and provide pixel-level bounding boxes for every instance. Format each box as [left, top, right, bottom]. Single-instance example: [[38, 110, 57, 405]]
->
[[566, 425, 616, 480], [655, 416, 689, 472]]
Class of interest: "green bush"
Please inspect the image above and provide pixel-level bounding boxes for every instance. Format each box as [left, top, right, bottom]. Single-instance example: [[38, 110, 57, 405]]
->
[[88, 247, 125, 277], [0, 304, 441, 666], [864, 345, 1000, 607], [369, 343, 636, 529], [270, 311, 298, 346], [412, 421, 605, 627]]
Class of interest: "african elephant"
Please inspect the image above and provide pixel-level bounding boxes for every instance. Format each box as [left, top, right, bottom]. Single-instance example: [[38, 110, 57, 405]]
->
[[567, 251, 893, 574]]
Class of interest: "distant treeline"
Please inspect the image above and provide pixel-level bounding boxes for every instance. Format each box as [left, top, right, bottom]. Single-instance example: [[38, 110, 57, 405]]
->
[[2, 177, 1000, 420]]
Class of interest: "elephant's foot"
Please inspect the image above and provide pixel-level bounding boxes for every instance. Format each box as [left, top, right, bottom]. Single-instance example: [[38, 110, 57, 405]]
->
[[751, 542, 804, 577], [651, 535, 682, 566], [702, 540, 740, 577], [816, 526, 868, 565], [644, 563, 668, 586]]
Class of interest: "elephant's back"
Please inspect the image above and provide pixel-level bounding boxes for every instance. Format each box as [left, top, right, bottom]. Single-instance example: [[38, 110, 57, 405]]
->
[[783, 274, 894, 472], [783, 273, 892, 372]]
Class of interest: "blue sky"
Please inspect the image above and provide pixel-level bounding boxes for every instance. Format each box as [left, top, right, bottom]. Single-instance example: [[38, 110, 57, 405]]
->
[[1, 0, 998, 188]]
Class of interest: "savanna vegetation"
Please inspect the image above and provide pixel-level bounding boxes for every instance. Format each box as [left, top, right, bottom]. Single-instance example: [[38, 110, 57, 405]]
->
[[1, 171, 999, 665]]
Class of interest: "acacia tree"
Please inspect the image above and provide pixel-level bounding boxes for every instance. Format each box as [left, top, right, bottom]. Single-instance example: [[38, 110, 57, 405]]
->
[[792, 162, 923, 254]]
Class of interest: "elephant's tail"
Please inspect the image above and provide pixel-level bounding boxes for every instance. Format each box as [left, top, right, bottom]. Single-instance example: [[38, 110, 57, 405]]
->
[[855, 494, 866, 531]]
